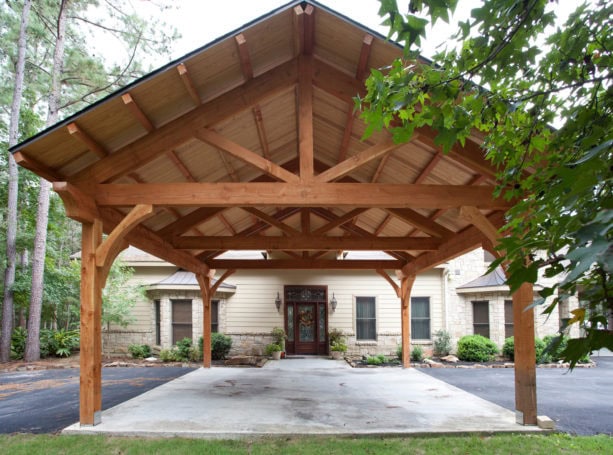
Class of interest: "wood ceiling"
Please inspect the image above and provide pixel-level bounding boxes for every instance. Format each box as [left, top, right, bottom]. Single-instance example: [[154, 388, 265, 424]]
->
[[11, 1, 509, 277]]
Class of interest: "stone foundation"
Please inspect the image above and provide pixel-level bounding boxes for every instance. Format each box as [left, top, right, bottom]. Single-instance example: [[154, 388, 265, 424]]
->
[[102, 330, 153, 355], [226, 333, 274, 356]]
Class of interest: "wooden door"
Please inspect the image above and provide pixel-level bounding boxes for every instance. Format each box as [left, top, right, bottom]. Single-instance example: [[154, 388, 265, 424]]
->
[[284, 286, 328, 355]]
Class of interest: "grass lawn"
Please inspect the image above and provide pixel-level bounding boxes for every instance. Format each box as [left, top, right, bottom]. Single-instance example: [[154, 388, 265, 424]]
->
[[0, 433, 611, 454]]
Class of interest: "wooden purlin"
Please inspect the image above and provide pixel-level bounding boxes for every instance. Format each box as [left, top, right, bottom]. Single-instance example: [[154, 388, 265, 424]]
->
[[121, 93, 155, 132], [206, 259, 405, 270], [67, 122, 107, 159]]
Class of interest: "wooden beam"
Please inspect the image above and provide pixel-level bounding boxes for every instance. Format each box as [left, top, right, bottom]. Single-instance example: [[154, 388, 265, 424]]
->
[[166, 150, 196, 182], [218, 151, 239, 182], [316, 138, 399, 183], [67, 123, 107, 159], [217, 213, 237, 235], [301, 208, 310, 234], [95, 204, 155, 269], [176, 63, 201, 105], [376, 269, 400, 297], [311, 208, 367, 235], [195, 128, 300, 183], [196, 274, 212, 368], [386, 208, 452, 238], [79, 220, 103, 425], [400, 275, 416, 368], [207, 259, 404, 270], [241, 207, 300, 236], [459, 206, 501, 250], [337, 111, 355, 163], [100, 207, 209, 276], [157, 207, 226, 237], [53, 182, 100, 223], [313, 57, 366, 104], [174, 235, 441, 251], [402, 212, 506, 276], [235, 33, 253, 79], [293, 5, 305, 56], [13, 151, 63, 182], [121, 93, 154, 132], [414, 152, 442, 184], [356, 34, 374, 81], [95, 183, 512, 209], [252, 106, 271, 160], [303, 4, 315, 55], [374, 214, 393, 236], [513, 281, 537, 425], [298, 55, 314, 182], [211, 269, 236, 294], [71, 60, 298, 185], [371, 154, 391, 183]]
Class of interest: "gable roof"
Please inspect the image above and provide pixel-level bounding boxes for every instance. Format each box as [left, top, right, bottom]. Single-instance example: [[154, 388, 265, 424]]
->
[[11, 0, 508, 276]]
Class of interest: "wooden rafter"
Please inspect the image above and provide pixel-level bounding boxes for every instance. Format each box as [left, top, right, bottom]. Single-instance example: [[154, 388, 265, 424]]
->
[[374, 214, 393, 236], [67, 123, 107, 158], [414, 152, 442, 184], [195, 128, 300, 183], [356, 34, 374, 81], [95, 182, 512, 209], [315, 138, 399, 183], [241, 207, 300, 236], [174, 235, 442, 251], [157, 207, 226, 238], [217, 213, 237, 235], [298, 55, 314, 182], [371, 154, 391, 183], [218, 151, 240, 182], [121, 93, 154, 132], [337, 111, 355, 164], [166, 150, 196, 181], [235, 33, 253, 79], [13, 151, 63, 182], [176, 63, 200, 105], [385, 208, 452, 238], [311, 208, 367, 235]]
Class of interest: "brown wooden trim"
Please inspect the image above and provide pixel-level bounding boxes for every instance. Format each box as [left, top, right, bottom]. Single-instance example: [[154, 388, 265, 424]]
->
[[207, 259, 404, 270], [176, 63, 201, 105]]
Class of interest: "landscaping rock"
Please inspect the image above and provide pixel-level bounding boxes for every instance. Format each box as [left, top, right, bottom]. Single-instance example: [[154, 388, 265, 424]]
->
[[145, 357, 160, 362], [225, 356, 257, 366], [440, 355, 459, 363]]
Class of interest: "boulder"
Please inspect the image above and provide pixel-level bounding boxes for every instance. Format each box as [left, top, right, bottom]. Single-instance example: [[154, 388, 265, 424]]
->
[[440, 355, 459, 363], [225, 356, 257, 366]]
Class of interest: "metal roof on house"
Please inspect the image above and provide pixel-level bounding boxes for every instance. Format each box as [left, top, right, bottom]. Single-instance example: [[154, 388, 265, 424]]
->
[[457, 266, 507, 289], [155, 270, 236, 290]]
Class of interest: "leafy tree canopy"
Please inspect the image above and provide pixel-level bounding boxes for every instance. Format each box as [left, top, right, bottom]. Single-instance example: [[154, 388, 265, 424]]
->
[[358, 0, 612, 366]]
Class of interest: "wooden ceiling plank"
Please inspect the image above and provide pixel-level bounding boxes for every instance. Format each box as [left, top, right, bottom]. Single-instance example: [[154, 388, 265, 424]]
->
[[242, 207, 300, 236], [67, 122, 107, 159], [157, 206, 227, 238], [166, 150, 196, 182], [218, 151, 240, 182], [176, 63, 201, 106], [252, 106, 271, 160], [195, 128, 300, 183], [235, 33, 253, 80], [337, 110, 355, 163], [217, 213, 237, 235], [174, 235, 441, 251], [356, 34, 374, 81], [311, 208, 367, 235], [386, 208, 453, 238], [207, 259, 404, 270], [52, 182, 100, 223], [71, 60, 298, 185], [298, 55, 314, 182], [292, 5, 305, 56], [315, 138, 399, 183], [96, 182, 511, 209], [371, 154, 391, 183], [374, 214, 393, 236], [303, 4, 315, 55], [301, 208, 311, 234], [13, 151, 63, 182], [121, 93, 155, 132]]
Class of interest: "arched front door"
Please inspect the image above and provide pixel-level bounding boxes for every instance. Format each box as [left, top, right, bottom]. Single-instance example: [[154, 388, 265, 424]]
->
[[284, 285, 328, 355]]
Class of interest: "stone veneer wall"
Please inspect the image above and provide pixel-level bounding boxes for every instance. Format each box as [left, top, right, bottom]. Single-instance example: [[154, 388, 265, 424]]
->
[[102, 330, 153, 355]]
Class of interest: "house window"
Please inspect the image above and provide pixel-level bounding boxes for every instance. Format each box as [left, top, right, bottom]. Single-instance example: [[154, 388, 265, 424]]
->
[[211, 300, 219, 333], [154, 300, 161, 345], [472, 300, 490, 338], [504, 300, 514, 339], [411, 297, 431, 339], [172, 299, 192, 344], [356, 296, 376, 340]]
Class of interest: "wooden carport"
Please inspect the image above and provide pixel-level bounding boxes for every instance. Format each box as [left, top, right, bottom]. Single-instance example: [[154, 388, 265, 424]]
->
[[11, 1, 537, 428]]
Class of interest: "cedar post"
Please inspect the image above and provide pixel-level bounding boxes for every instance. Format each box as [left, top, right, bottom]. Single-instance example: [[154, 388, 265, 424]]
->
[[196, 274, 212, 368], [80, 220, 103, 425], [513, 281, 537, 425], [400, 275, 416, 368]]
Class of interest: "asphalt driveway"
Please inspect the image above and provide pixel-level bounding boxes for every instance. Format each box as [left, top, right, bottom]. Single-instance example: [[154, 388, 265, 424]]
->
[[421, 356, 613, 435], [0, 367, 194, 433]]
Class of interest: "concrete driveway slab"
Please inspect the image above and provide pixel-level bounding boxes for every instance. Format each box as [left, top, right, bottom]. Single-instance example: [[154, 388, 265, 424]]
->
[[63, 358, 544, 438]]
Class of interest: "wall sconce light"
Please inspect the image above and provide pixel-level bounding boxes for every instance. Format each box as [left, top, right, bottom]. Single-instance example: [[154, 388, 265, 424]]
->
[[275, 292, 282, 311], [329, 293, 337, 312]]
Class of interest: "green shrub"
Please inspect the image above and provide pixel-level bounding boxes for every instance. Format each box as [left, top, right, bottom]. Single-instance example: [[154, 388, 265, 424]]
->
[[39, 329, 79, 358], [128, 344, 152, 359], [541, 335, 590, 363], [329, 328, 344, 346], [433, 330, 452, 356], [330, 340, 347, 352], [10, 327, 27, 360], [366, 354, 387, 365], [211, 333, 233, 360], [189, 346, 202, 362], [271, 327, 286, 350], [457, 335, 498, 362], [174, 338, 193, 362], [265, 343, 282, 355], [411, 345, 424, 361], [502, 337, 515, 360], [396, 345, 402, 360], [159, 349, 177, 362]]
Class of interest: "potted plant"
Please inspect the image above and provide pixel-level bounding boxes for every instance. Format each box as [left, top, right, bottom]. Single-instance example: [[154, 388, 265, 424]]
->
[[329, 328, 347, 360], [265, 343, 282, 360]]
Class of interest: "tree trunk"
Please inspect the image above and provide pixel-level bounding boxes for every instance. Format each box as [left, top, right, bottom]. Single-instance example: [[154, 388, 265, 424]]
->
[[24, 0, 69, 362], [0, 0, 32, 363]]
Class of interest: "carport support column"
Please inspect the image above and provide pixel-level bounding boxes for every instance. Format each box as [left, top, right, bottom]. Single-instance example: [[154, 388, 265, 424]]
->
[[80, 219, 103, 426], [400, 275, 415, 368], [197, 274, 212, 368], [513, 281, 537, 425]]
